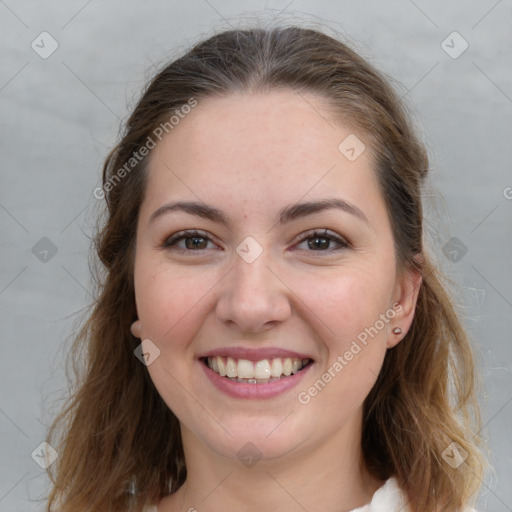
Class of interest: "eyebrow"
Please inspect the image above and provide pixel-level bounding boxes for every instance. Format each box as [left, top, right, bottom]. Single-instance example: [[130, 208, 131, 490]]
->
[[148, 197, 370, 227]]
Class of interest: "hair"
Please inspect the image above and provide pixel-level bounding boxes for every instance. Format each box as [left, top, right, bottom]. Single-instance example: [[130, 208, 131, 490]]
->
[[46, 24, 485, 512]]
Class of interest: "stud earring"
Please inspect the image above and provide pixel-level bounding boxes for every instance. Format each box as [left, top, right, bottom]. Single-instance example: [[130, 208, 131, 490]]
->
[[392, 327, 402, 335]]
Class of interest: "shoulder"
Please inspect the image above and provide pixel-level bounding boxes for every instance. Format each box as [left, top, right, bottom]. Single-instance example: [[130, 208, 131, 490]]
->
[[352, 478, 480, 512], [348, 477, 406, 511]]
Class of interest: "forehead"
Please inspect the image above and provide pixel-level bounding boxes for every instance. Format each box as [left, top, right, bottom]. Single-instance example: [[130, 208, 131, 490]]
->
[[141, 90, 384, 224], [153, 90, 361, 166]]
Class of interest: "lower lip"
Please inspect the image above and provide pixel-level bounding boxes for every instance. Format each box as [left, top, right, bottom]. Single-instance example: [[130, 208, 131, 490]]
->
[[200, 360, 313, 399]]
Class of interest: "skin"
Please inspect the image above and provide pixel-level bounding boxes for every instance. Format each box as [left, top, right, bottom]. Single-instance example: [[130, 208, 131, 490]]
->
[[130, 90, 422, 512]]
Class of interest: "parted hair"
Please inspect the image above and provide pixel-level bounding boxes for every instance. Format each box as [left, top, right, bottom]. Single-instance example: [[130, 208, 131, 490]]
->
[[46, 24, 485, 512]]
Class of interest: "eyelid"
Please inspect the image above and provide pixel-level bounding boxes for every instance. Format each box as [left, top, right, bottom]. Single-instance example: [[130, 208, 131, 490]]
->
[[161, 229, 217, 252], [162, 228, 350, 255], [291, 228, 350, 251]]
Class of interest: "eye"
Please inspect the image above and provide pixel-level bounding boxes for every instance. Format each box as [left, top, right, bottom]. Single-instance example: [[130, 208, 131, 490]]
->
[[293, 229, 349, 254], [162, 229, 219, 254], [161, 228, 349, 255]]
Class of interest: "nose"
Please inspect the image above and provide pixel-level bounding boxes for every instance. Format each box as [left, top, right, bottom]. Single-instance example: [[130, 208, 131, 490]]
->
[[215, 248, 292, 333]]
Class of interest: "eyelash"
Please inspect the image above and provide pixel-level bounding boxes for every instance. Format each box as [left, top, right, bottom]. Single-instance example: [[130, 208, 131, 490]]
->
[[162, 228, 349, 255]]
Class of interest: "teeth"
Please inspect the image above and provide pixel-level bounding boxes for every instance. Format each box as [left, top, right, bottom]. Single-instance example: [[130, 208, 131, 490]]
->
[[254, 360, 271, 379], [206, 356, 310, 381], [270, 358, 283, 378], [226, 357, 237, 378], [237, 359, 254, 379], [218, 357, 227, 377], [282, 358, 292, 376]]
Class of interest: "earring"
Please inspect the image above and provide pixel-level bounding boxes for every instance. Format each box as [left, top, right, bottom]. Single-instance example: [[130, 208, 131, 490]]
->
[[392, 327, 402, 335]]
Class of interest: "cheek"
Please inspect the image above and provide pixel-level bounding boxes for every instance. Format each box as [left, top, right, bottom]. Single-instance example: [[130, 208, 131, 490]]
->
[[133, 263, 220, 416], [293, 271, 392, 422], [134, 263, 215, 346], [296, 265, 395, 347]]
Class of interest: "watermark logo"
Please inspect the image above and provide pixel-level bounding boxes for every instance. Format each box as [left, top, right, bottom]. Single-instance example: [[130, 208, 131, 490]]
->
[[297, 303, 402, 405], [94, 97, 197, 200], [236, 236, 263, 264], [442, 236, 468, 263], [134, 339, 161, 366], [442, 441, 468, 469], [237, 442, 262, 468], [32, 237, 58, 263], [31, 442, 59, 469], [441, 31, 469, 59], [338, 134, 366, 162], [31, 32, 59, 59]]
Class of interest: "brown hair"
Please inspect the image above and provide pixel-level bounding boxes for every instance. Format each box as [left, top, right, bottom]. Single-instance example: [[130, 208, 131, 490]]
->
[[46, 24, 485, 512]]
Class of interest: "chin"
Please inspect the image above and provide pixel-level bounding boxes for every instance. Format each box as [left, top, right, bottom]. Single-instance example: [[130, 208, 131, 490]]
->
[[186, 410, 317, 464]]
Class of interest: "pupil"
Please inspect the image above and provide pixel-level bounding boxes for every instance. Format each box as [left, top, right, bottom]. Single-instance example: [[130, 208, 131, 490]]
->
[[309, 236, 329, 250], [186, 237, 206, 249]]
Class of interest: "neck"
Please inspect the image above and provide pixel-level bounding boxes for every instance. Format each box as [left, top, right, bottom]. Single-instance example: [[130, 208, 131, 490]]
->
[[163, 412, 384, 512]]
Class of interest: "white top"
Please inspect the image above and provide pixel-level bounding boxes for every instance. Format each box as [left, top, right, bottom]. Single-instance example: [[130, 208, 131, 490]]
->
[[143, 477, 477, 511], [350, 477, 477, 512], [350, 477, 406, 511]]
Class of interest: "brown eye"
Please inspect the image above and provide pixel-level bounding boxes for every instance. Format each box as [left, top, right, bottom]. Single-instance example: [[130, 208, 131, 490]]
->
[[294, 229, 349, 253], [183, 235, 208, 249], [163, 230, 217, 253]]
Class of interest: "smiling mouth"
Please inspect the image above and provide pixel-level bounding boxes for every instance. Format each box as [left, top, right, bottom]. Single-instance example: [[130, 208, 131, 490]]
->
[[201, 356, 313, 384]]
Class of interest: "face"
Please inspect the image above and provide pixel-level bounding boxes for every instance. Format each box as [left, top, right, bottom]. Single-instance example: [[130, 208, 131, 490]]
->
[[131, 90, 420, 464]]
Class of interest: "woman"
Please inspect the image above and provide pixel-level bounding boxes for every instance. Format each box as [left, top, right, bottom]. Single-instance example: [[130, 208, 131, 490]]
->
[[46, 25, 485, 512]]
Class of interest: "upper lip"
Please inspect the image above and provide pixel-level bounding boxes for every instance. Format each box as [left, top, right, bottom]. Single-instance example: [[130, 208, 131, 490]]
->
[[199, 347, 314, 361]]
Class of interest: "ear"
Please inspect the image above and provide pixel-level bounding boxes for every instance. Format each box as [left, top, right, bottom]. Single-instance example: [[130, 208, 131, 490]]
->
[[387, 254, 423, 348], [130, 318, 142, 339]]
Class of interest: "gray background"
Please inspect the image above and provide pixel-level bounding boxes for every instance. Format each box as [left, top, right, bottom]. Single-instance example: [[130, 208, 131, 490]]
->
[[1, 1, 511, 511]]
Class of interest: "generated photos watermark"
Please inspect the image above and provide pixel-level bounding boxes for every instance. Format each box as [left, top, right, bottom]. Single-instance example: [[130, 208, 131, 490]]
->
[[94, 97, 197, 200], [297, 302, 402, 405]]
